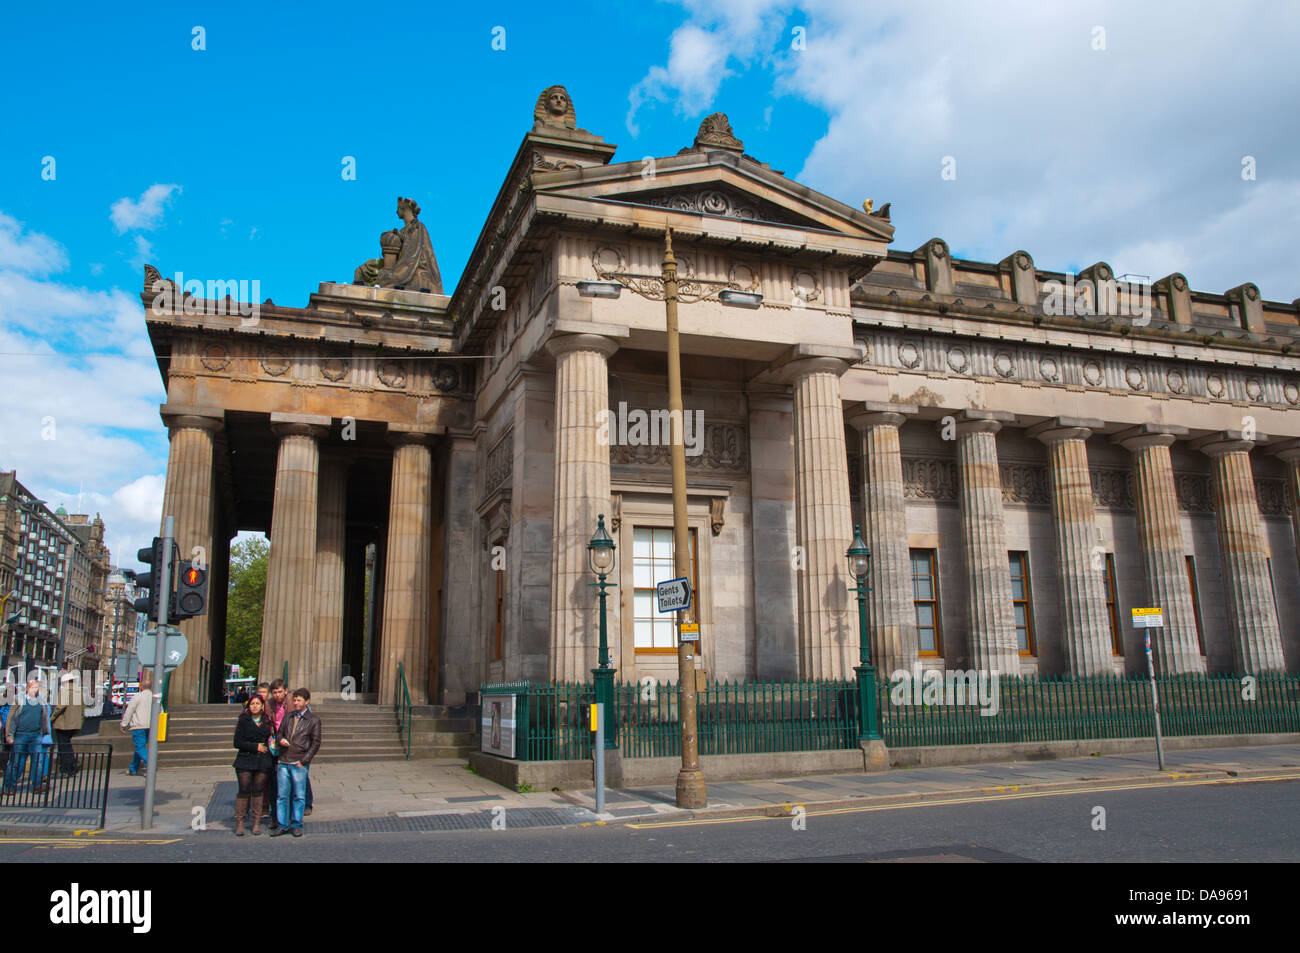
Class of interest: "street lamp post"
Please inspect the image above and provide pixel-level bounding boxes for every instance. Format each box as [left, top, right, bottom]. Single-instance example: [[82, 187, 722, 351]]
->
[[580, 228, 760, 808], [847, 525, 882, 744], [587, 514, 618, 749]]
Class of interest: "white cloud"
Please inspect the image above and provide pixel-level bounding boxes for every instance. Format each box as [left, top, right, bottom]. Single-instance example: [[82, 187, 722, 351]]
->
[[628, 0, 1300, 300], [109, 184, 181, 234], [0, 212, 69, 275]]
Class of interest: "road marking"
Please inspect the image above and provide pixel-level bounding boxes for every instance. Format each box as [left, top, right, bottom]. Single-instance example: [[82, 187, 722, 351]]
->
[[0, 837, 183, 848], [625, 773, 1300, 829]]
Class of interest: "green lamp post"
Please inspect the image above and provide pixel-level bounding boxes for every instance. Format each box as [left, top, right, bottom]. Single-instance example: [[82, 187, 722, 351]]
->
[[847, 525, 881, 742], [588, 514, 618, 749]]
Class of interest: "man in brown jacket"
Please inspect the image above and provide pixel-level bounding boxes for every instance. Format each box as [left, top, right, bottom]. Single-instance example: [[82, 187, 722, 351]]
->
[[51, 672, 84, 775], [269, 688, 321, 837]]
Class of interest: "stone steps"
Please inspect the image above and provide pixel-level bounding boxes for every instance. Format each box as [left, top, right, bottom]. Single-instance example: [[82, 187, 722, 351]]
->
[[87, 703, 481, 767]]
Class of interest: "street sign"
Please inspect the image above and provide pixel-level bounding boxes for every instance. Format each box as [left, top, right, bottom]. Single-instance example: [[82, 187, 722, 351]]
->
[[656, 576, 692, 613], [679, 621, 700, 643], [137, 626, 189, 671], [1131, 607, 1164, 628]]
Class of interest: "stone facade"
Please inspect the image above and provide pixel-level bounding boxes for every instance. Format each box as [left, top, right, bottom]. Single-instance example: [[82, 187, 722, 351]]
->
[[140, 92, 1300, 704]]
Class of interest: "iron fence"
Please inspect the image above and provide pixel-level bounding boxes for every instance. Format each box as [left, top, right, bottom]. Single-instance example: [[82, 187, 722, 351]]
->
[[0, 741, 113, 828]]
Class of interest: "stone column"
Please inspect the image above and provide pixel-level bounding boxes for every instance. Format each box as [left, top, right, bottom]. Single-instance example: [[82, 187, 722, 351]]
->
[[1194, 432, 1285, 672], [1115, 425, 1204, 674], [1274, 440, 1300, 579], [786, 355, 855, 680], [847, 402, 919, 676], [1029, 418, 1112, 675], [260, 414, 328, 687], [311, 455, 348, 696], [440, 433, 478, 702], [545, 333, 618, 683], [158, 405, 223, 704], [379, 425, 436, 706], [956, 411, 1019, 675]]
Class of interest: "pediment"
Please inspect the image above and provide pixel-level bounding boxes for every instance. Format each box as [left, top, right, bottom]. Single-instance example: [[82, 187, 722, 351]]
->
[[533, 152, 895, 243]]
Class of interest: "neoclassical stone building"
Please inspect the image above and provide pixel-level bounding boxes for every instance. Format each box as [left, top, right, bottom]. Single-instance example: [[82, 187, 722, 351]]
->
[[142, 86, 1300, 705]]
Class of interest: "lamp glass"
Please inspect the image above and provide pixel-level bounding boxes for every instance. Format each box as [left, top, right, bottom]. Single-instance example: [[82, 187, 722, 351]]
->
[[587, 515, 616, 576], [846, 526, 871, 579]]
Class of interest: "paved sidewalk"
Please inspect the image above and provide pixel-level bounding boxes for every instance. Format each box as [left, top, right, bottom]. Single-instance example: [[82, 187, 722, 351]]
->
[[1, 744, 1296, 836]]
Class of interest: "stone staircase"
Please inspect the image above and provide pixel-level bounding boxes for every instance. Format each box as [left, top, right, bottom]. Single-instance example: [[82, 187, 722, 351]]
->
[[77, 700, 478, 768]]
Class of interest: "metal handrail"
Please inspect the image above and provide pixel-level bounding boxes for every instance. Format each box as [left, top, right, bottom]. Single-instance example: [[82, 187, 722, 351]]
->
[[396, 662, 412, 760]]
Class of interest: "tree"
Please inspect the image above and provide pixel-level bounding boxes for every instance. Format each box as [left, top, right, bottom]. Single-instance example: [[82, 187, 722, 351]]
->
[[224, 535, 269, 678]]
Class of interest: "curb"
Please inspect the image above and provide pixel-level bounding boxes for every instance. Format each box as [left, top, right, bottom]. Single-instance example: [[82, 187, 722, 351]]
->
[[585, 766, 1300, 825]]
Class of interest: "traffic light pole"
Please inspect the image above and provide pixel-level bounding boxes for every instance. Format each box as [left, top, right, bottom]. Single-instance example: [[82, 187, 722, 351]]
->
[[141, 516, 173, 831]]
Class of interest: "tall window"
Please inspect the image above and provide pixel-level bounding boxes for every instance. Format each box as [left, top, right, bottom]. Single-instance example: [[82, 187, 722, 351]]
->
[[492, 538, 506, 662], [1185, 555, 1206, 656], [1009, 551, 1035, 655], [1102, 553, 1123, 655], [633, 527, 697, 652], [910, 549, 941, 656]]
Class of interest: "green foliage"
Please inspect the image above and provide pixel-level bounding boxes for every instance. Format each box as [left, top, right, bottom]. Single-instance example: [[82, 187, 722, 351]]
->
[[224, 535, 269, 678], [516, 782, 534, 794]]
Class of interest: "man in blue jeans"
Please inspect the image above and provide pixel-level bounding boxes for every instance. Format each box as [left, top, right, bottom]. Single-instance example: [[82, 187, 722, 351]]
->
[[270, 688, 320, 838], [118, 673, 153, 776], [3, 680, 52, 794]]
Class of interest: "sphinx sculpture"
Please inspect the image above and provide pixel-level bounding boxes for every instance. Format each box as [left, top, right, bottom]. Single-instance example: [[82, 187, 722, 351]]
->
[[353, 197, 443, 294]]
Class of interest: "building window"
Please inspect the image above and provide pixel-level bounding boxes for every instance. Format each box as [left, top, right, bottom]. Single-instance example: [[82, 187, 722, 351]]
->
[[910, 549, 941, 656], [1185, 555, 1206, 655], [1102, 553, 1123, 655], [1009, 551, 1035, 655], [633, 526, 697, 652], [492, 538, 506, 662]]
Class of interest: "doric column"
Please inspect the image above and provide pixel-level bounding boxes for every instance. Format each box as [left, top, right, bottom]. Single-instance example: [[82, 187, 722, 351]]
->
[[786, 354, 855, 680], [159, 404, 223, 704], [260, 413, 329, 688], [1194, 431, 1285, 672], [310, 454, 348, 696], [1029, 418, 1112, 674], [1115, 425, 1204, 674], [379, 425, 436, 706], [545, 333, 618, 683], [1274, 440, 1300, 582], [956, 411, 1019, 675], [847, 402, 919, 676]]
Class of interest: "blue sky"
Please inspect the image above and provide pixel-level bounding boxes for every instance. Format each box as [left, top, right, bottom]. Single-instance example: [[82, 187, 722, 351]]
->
[[2, 0, 1298, 566]]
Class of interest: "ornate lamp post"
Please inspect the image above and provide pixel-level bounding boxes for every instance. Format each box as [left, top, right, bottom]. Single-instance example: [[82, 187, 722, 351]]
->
[[847, 525, 881, 743], [587, 514, 618, 749]]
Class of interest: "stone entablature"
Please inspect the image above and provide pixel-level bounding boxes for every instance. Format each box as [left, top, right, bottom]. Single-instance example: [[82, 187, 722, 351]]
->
[[854, 323, 1300, 412]]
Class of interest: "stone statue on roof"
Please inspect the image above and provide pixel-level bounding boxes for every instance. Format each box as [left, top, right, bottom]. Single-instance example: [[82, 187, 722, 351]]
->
[[533, 85, 577, 130], [353, 197, 443, 294]]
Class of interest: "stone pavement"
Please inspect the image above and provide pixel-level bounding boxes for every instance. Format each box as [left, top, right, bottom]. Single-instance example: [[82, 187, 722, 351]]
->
[[1, 744, 1296, 836]]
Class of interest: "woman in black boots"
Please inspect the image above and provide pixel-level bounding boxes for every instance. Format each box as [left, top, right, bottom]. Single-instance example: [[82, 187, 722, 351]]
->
[[231, 693, 273, 836]]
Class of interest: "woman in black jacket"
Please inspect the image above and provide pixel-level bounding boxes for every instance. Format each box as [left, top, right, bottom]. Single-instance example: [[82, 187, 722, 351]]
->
[[232, 694, 273, 836]]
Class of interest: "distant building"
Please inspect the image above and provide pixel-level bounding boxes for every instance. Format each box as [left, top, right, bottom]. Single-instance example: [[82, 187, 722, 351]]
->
[[0, 474, 79, 667]]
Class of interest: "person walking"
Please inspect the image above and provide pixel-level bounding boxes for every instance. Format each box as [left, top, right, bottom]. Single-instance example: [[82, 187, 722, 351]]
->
[[231, 693, 273, 836], [3, 679, 52, 794], [269, 688, 320, 838], [51, 672, 84, 776], [119, 672, 153, 777]]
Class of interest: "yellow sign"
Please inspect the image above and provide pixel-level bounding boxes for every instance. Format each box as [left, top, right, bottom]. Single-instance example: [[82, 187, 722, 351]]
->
[[589, 705, 598, 732], [1131, 608, 1161, 616], [680, 623, 699, 634]]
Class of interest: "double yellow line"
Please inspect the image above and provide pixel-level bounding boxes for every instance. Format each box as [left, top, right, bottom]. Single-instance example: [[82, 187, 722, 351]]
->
[[626, 772, 1300, 829]]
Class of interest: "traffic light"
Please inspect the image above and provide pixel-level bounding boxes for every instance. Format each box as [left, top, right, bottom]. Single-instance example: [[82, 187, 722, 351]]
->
[[133, 538, 164, 621], [171, 560, 208, 621]]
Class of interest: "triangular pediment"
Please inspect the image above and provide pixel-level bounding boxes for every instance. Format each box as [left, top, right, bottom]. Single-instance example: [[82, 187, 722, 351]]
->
[[532, 150, 895, 243]]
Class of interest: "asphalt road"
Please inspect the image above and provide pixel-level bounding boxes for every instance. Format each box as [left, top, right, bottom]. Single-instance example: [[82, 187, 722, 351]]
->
[[4, 775, 1296, 863]]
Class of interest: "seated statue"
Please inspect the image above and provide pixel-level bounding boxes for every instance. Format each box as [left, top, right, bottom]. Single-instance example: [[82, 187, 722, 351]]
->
[[353, 197, 443, 294]]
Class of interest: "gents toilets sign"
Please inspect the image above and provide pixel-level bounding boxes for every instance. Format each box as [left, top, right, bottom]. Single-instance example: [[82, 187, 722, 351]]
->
[[656, 577, 691, 613]]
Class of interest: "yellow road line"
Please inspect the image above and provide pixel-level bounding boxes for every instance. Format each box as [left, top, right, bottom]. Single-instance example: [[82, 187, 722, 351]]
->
[[625, 772, 1300, 829], [0, 837, 183, 846]]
